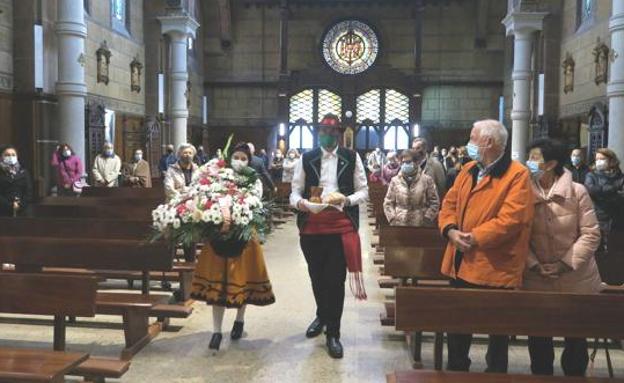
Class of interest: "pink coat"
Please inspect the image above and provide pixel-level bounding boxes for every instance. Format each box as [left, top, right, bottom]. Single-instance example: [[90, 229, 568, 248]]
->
[[51, 152, 83, 188], [523, 169, 602, 293]]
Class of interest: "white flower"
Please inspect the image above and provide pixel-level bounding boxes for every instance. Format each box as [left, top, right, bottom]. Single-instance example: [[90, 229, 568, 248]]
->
[[172, 219, 181, 229]]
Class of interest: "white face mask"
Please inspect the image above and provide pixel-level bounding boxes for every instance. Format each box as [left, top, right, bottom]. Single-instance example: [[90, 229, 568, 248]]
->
[[3, 155, 17, 166], [63, 150, 72, 158], [596, 159, 608, 171], [134, 154, 143, 161], [231, 159, 248, 172]]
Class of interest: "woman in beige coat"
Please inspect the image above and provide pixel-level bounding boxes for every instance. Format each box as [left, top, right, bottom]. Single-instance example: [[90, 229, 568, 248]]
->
[[524, 139, 602, 377], [383, 149, 439, 227]]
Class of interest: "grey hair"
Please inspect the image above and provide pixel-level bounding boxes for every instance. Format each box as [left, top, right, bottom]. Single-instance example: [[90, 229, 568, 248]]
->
[[177, 143, 197, 156], [474, 119, 508, 149]]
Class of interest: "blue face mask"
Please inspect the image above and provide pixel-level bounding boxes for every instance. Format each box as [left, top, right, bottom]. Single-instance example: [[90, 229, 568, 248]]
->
[[466, 142, 481, 162], [401, 162, 415, 175], [571, 156, 581, 167], [526, 160, 544, 179]]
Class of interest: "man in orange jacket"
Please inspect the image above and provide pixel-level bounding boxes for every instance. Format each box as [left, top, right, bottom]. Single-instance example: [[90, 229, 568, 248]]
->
[[438, 119, 534, 373]]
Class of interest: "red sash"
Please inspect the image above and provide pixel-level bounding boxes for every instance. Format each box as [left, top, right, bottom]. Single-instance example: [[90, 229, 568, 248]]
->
[[302, 209, 367, 300]]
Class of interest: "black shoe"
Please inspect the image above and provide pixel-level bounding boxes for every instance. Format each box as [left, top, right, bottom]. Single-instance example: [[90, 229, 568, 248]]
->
[[326, 336, 343, 359], [209, 333, 223, 351], [306, 318, 324, 338], [231, 321, 244, 340]]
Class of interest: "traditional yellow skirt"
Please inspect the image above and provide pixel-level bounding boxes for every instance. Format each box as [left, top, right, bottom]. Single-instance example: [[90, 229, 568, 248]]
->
[[190, 238, 276, 308]]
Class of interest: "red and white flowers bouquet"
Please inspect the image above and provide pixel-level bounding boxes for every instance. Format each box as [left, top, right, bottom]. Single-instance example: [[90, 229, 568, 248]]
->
[[151, 156, 268, 254]]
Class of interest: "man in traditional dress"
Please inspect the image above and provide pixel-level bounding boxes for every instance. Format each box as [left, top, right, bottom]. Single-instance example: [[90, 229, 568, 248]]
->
[[290, 113, 369, 359]]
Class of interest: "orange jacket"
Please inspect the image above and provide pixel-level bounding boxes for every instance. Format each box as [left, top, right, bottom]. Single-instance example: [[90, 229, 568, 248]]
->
[[438, 155, 534, 288]]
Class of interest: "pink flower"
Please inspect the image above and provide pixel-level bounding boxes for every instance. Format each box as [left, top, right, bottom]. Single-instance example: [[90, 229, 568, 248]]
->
[[217, 159, 226, 168]]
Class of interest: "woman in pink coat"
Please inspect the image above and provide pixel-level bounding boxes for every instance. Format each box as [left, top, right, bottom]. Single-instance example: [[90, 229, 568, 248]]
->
[[51, 143, 83, 196], [524, 139, 601, 377]]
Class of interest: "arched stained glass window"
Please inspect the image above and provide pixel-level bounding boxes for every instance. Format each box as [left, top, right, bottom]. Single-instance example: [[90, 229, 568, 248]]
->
[[318, 89, 342, 122], [111, 0, 129, 35], [355, 88, 411, 152], [577, 0, 594, 28], [288, 89, 343, 151]]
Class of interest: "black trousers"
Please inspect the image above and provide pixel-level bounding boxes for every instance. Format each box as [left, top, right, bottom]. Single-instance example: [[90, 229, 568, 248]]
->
[[447, 278, 510, 373], [528, 337, 589, 376], [300, 234, 347, 338]]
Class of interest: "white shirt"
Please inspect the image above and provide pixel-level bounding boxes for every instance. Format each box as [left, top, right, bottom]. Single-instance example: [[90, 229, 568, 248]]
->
[[290, 146, 369, 209]]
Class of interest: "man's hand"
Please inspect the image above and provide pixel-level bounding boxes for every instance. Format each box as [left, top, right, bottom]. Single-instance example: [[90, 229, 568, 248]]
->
[[448, 229, 473, 253], [297, 199, 311, 213]]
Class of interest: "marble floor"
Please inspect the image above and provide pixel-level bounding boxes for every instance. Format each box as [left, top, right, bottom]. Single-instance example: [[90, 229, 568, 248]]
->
[[1, 212, 623, 382]]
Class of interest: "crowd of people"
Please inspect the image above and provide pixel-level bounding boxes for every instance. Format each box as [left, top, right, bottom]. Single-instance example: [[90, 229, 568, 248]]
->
[[1, 116, 624, 374]]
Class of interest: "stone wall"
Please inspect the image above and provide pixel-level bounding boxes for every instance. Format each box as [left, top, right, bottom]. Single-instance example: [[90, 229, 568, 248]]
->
[[85, 0, 146, 116], [558, 0, 610, 119]]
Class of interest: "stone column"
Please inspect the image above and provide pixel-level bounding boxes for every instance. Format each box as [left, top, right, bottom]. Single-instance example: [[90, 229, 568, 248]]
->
[[56, 0, 87, 168], [159, 15, 199, 148], [609, 0, 624, 164], [503, 12, 546, 162]]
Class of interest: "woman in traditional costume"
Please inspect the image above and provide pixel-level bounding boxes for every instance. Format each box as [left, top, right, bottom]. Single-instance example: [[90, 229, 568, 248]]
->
[[190, 143, 276, 351]]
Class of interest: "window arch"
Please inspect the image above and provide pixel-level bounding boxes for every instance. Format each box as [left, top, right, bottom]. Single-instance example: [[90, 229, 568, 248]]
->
[[288, 88, 342, 151], [355, 88, 411, 152], [577, 0, 594, 29], [111, 0, 130, 35]]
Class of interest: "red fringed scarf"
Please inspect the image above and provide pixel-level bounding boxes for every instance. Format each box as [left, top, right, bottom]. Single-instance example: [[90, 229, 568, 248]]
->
[[302, 209, 367, 300]]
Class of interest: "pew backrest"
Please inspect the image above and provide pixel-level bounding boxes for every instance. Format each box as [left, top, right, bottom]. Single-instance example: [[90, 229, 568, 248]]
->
[[384, 247, 447, 280], [81, 187, 164, 199], [395, 287, 624, 339], [379, 226, 447, 248], [0, 217, 152, 240]]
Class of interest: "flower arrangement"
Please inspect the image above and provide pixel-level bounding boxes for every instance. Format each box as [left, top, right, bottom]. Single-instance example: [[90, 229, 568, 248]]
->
[[151, 142, 269, 253]]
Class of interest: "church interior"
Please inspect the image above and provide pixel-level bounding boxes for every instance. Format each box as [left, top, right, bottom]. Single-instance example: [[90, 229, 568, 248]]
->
[[1, 0, 624, 382]]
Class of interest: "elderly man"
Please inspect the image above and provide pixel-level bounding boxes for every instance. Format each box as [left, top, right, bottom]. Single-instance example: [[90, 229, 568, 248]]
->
[[290, 113, 368, 359], [122, 149, 152, 188], [566, 148, 590, 185], [438, 119, 534, 373], [92, 142, 121, 187], [411, 137, 447, 198]]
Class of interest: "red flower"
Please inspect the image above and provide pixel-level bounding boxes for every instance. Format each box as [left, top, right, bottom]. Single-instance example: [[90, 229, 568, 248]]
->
[[199, 177, 211, 185], [204, 200, 213, 209], [176, 205, 187, 215], [216, 159, 226, 168]]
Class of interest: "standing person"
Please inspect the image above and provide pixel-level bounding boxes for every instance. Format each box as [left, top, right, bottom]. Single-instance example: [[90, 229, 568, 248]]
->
[[159, 144, 177, 178], [381, 151, 400, 185], [282, 149, 300, 183], [259, 149, 270, 170], [411, 137, 447, 198], [585, 148, 624, 252], [367, 148, 385, 175], [383, 149, 439, 227], [0, 146, 32, 217], [191, 143, 276, 351], [290, 113, 369, 359], [51, 143, 83, 196], [92, 142, 121, 188], [247, 142, 275, 194], [445, 146, 458, 172], [567, 148, 590, 185], [523, 138, 601, 377], [194, 145, 209, 166], [164, 144, 199, 264], [438, 119, 534, 373], [122, 149, 152, 188], [270, 149, 284, 182]]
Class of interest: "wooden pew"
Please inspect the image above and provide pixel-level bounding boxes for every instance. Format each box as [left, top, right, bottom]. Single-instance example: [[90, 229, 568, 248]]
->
[[0, 273, 130, 382], [38, 196, 163, 207], [368, 183, 388, 231], [387, 370, 624, 383], [395, 287, 624, 374], [0, 236, 185, 360], [31, 204, 154, 221], [81, 186, 164, 199], [0, 216, 195, 300]]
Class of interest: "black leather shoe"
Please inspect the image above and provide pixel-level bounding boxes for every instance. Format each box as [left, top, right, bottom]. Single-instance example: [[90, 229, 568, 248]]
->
[[306, 318, 324, 338], [231, 321, 244, 340], [326, 337, 343, 359], [209, 333, 223, 351]]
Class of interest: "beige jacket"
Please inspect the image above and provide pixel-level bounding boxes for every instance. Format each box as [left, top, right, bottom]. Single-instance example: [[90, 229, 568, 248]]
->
[[92, 155, 122, 187], [524, 169, 602, 293], [383, 170, 440, 227], [164, 162, 198, 201], [122, 160, 152, 188]]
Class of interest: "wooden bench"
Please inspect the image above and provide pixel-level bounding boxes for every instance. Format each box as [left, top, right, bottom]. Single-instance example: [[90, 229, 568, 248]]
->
[[0, 236, 186, 360], [0, 273, 130, 382], [30, 204, 154, 221], [387, 370, 624, 383], [38, 196, 163, 207], [81, 186, 164, 199], [0, 216, 196, 299], [0, 348, 89, 383], [395, 287, 624, 373]]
